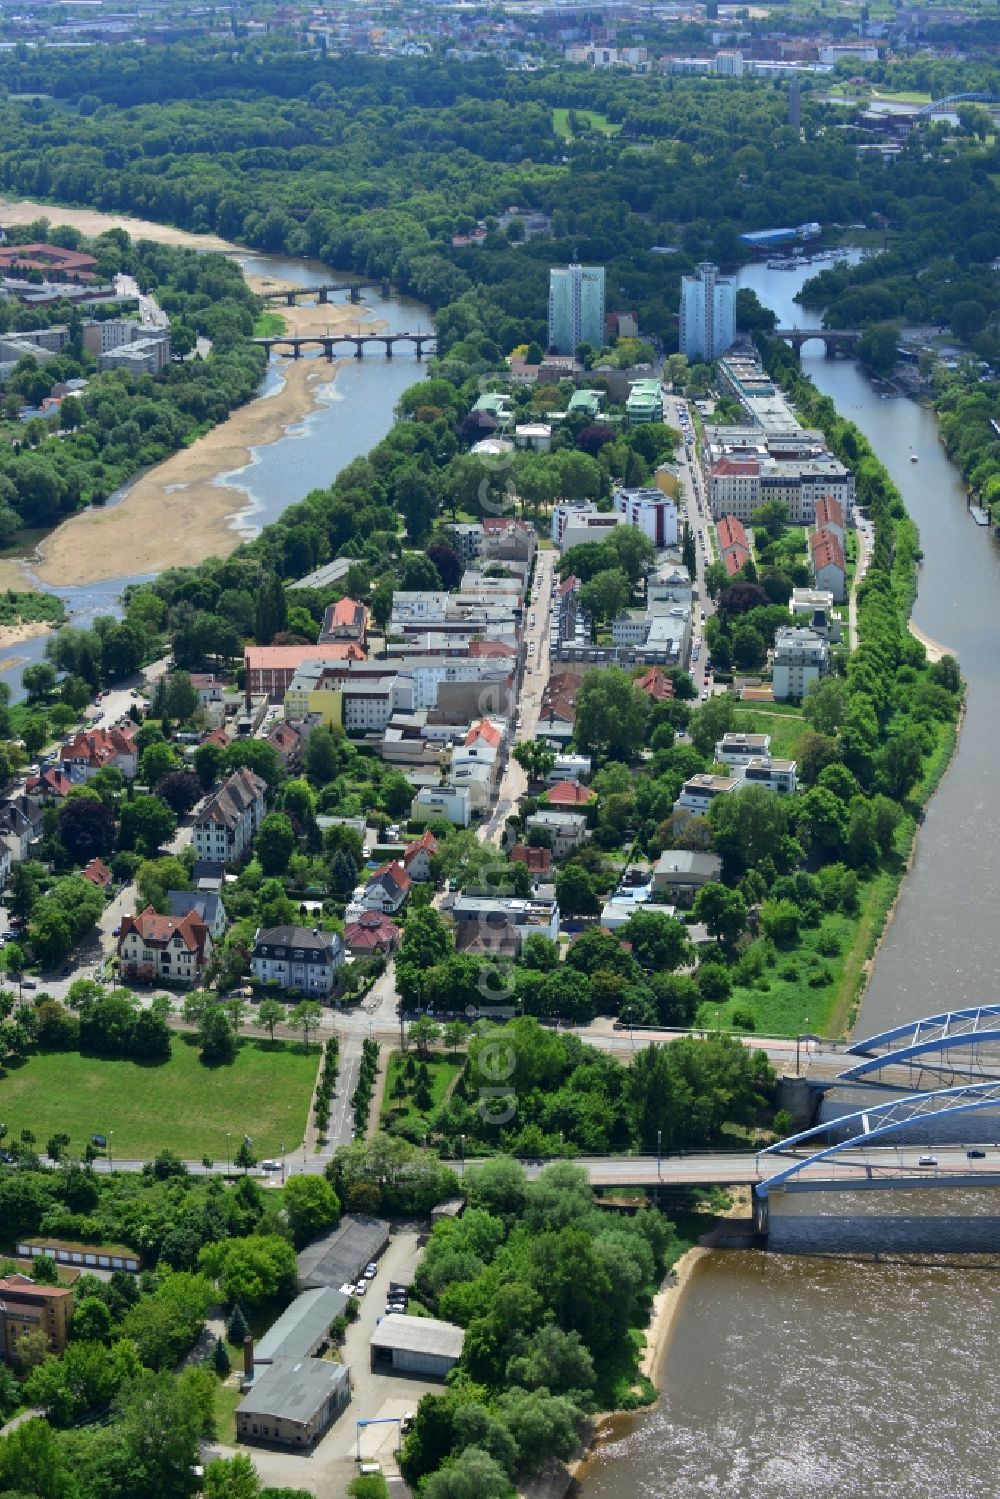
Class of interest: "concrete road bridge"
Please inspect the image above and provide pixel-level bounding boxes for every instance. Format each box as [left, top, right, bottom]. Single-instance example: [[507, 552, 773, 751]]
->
[[261, 280, 388, 305], [254, 331, 436, 360], [774, 326, 861, 356]]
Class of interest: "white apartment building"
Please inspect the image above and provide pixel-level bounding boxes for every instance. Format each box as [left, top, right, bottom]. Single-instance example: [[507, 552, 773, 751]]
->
[[715, 732, 772, 767], [674, 772, 743, 816], [411, 786, 472, 827], [772, 627, 830, 702], [548, 264, 606, 354], [613, 487, 678, 549], [743, 757, 798, 795], [191, 767, 267, 866]]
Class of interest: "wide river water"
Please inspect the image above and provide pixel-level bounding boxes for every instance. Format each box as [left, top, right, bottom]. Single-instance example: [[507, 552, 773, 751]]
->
[[583, 256, 1000, 1499]]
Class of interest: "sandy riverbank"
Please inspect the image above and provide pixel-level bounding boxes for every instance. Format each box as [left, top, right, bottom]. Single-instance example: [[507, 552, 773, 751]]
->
[[907, 618, 952, 663], [244, 272, 387, 341], [32, 358, 346, 585], [0, 197, 242, 254], [0, 620, 54, 652]]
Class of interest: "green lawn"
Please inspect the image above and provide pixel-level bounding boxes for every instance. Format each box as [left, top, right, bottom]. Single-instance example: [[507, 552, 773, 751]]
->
[[731, 705, 808, 761], [379, 1049, 464, 1133], [553, 107, 621, 139], [0, 1036, 318, 1159], [213, 1382, 243, 1446], [252, 311, 286, 337]]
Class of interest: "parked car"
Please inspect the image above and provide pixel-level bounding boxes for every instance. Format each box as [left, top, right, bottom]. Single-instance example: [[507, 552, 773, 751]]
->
[[261, 1159, 281, 1172], [364, 1263, 377, 1279], [21, 979, 36, 990], [917, 1154, 938, 1166], [967, 1149, 986, 1159], [353, 1281, 367, 1297]]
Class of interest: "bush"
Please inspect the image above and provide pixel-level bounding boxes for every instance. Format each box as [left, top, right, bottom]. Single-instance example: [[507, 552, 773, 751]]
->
[[816, 931, 841, 957], [729, 1006, 756, 1032], [807, 967, 833, 988]]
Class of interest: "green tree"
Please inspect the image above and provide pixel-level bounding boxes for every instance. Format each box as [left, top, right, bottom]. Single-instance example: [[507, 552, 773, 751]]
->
[[693, 882, 748, 949], [574, 667, 647, 761], [283, 1175, 341, 1248], [200, 1234, 298, 1307], [257, 997, 286, 1042], [289, 998, 323, 1046], [255, 812, 296, 876]]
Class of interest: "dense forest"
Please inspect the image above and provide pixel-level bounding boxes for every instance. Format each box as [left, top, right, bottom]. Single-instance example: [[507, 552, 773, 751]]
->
[[0, 43, 995, 362], [0, 230, 264, 529]]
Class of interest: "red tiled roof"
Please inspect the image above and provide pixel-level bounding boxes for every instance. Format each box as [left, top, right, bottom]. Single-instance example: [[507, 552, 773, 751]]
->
[[712, 459, 759, 477], [547, 780, 596, 806], [558, 575, 579, 597], [369, 861, 411, 895], [345, 913, 402, 951], [465, 719, 502, 748], [118, 904, 209, 957], [810, 527, 845, 571], [717, 515, 749, 551], [511, 844, 552, 873], [329, 597, 365, 628], [723, 546, 751, 577], [469, 640, 517, 659], [403, 831, 438, 865], [60, 724, 136, 771], [82, 857, 113, 888], [636, 666, 675, 701], [814, 494, 844, 530]]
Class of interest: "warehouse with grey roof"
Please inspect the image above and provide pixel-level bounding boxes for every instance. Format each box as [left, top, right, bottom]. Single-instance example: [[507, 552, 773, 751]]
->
[[236, 1357, 351, 1448], [370, 1314, 465, 1378]]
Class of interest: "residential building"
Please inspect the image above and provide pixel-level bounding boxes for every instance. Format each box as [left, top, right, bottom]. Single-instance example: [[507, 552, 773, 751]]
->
[[715, 732, 771, 767], [359, 862, 411, 915], [344, 912, 402, 955], [0, 796, 43, 863], [370, 1314, 464, 1379], [245, 644, 365, 703], [717, 514, 752, 577], [789, 587, 843, 642], [679, 262, 736, 362], [60, 723, 138, 780], [626, 379, 663, 424], [635, 665, 675, 702], [551, 505, 625, 552], [410, 786, 472, 827], [772, 627, 830, 701], [188, 673, 225, 707], [810, 527, 846, 603], [547, 264, 606, 355], [448, 523, 484, 564], [481, 516, 537, 569], [674, 772, 743, 816], [545, 779, 596, 809], [510, 844, 552, 881], [0, 243, 97, 281], [81, 857, 113, 891], [266, 719, 309, 772], [743, 757, 798, 795], [25, 765, 85, 801], [97, 329, 171, 375], [515, 422, 552, 452], [451, 893, 560, 954], [117, 906, 213, 986], [651, 850, 724, 905], [236, 1358, 351, 1448], [319, 597, 367, 645], [613, 487, 678, 548], [525, 808, 588, 858], [251, 925, 345, 999], [191, 767, 267, 867], [814, 494, 845, 545], [402, 830, 438, 882], [544, 754, 592, 784], [167, 889, 228, 941], [0, 1276, 74, 1363]]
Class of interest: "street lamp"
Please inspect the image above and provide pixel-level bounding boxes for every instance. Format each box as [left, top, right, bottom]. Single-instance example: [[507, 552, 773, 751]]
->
[[107, 1130, 114, 1175], [460, 1134, 465, 1168], [226, 1132, 231, 1174], [657, 1129, 662, 1180], [281, 1142, 286, 1184]]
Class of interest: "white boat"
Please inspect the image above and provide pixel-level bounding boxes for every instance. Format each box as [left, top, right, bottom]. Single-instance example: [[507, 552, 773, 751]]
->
[[910, 453, 919, 462]]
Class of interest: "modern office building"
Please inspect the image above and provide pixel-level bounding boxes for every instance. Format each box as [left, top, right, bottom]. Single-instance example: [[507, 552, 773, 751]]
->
[[679, 262, 736, 362], [548, 264, 606, 355]]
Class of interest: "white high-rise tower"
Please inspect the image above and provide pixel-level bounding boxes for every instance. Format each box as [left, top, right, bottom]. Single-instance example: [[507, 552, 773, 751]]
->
[[679, 261, 736, 362]]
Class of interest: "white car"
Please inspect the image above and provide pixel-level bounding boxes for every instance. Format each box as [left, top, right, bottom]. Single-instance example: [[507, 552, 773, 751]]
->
[[353, 1281, 368, 1297]]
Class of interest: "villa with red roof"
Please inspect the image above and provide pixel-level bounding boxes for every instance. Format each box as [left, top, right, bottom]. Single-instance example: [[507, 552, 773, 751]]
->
[[635, 666, 675, 702], [810, 527, 846, 603], [716, 514, 752, 578], [320, 597, 367, 645], [546, 779, 597, 808], [360, 861, 411, 915], [117, 906, 212, 986], [402, 830, 438, 882], [344, 911, 402, 955], [81, 858, 113, 891], [60, 724, 138, 780]]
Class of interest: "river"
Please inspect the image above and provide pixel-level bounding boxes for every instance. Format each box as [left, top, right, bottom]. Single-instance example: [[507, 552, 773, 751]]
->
[[0, 249, 429, 700], [584, 255, 1000, 1499]]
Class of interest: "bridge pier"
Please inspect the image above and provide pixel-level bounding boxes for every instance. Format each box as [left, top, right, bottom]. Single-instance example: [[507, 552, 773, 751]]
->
[[286, 291, 296, 307], [350, 286, 361, 304], [353, 340, 363, 359], [380, 280, 390, 299], [385, 341, 393, 359], [319, 287, 329, 305]]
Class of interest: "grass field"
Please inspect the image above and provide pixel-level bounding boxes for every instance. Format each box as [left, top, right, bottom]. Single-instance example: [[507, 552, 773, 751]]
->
[[731, 704, 808, 762], [252, 311, 286, 337], [380, 1049, 463, 1133], [553, 107, 621, 139], [0, 1036, 318, 1159]]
